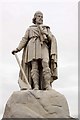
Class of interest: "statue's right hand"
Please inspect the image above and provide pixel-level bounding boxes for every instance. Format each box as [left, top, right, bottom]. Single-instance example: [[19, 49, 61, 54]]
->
[[12, 48, 19, 55]]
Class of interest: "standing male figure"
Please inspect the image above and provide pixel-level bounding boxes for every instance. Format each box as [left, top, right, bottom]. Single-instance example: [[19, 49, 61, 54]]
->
[[12, 11, 58, 90]]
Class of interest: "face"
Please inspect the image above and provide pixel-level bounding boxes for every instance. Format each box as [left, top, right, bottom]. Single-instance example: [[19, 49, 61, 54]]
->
[[36, 13, 43, 25]]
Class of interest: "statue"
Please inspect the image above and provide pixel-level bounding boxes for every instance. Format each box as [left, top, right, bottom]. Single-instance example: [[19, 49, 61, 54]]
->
[[12, 11, 58, 90]]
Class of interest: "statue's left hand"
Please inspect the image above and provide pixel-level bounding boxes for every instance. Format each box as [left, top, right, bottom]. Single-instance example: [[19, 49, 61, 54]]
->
[[51, 54, 57, 69], [51, 54, 55, 60]]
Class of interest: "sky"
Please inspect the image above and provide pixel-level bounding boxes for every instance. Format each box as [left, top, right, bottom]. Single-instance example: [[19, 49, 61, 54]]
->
[[0, 0, 78, 119]]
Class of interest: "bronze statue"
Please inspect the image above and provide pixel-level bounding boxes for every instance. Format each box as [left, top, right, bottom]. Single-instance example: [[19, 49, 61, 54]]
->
[[12, 11, 58, 90]]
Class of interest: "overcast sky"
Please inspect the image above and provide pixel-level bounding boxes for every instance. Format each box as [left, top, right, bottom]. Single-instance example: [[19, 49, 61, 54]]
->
[[0, 0, 78, 119]]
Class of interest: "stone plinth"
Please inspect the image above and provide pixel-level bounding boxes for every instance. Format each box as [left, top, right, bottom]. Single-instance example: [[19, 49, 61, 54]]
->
[[3, 89, 70, 118]]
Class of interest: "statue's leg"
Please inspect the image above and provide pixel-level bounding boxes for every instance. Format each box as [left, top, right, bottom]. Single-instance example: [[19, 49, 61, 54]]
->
[[31, 60, 39, 90], [42, 61, 52, 90]]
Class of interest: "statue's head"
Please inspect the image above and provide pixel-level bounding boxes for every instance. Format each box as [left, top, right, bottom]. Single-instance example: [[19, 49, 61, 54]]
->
[[32, 11, 43, 25]]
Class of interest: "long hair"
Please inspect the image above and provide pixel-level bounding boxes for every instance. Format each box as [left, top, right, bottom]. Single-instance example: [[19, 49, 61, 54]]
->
[[32, 16, 36, 24]]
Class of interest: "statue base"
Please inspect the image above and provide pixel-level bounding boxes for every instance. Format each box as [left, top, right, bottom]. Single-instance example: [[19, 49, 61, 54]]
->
[[3, 89, 70, 118]]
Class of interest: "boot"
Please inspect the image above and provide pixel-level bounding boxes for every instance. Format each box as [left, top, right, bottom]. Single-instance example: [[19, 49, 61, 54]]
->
[[31, 69, 39, 90], [33, 80, 39, 90], [45, 79, 52, 90], [43, 67, 52, 90]]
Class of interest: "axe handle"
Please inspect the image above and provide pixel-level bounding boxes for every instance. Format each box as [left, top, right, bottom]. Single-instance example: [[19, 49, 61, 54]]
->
[[14, 53, 31, 89]]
